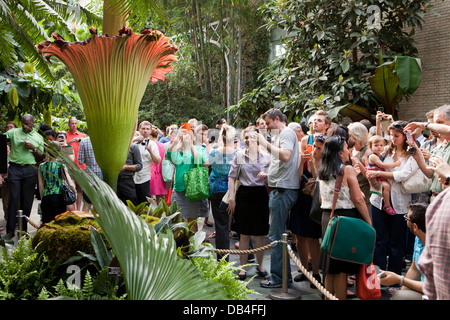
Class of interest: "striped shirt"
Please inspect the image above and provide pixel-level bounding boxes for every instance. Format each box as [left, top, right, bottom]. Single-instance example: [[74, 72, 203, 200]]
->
[[418, 187, 450, 299], [78, 137, 103, 179]]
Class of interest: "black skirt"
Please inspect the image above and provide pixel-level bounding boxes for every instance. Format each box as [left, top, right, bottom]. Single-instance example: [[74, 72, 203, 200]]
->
[[289, 167, 322, 238], [319, 208, 362, 275], [232, 185, 269, 236]]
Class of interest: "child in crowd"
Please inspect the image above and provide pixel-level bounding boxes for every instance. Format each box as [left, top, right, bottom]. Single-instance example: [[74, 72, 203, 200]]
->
[[366, 135, 401, 215]]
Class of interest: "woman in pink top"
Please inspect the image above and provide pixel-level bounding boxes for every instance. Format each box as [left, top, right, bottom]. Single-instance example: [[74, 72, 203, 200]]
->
[[149, 127, 167, 204]]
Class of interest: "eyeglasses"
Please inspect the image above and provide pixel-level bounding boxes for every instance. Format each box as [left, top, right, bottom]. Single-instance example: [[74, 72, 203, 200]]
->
[[403, 214, 411, 222]]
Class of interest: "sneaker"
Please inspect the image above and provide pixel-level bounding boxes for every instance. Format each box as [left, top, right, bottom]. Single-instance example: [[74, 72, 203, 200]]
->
[[294, 273, 307, 282], [1, 234, 14, 245], [260, 279, 282, 288]]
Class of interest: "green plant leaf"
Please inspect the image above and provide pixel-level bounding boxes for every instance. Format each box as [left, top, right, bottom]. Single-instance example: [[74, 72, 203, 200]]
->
[[369, 62, 400, 114], [90, 228, 112, 270], [338, 104, 374, 122], [394, 56, 422, 94]]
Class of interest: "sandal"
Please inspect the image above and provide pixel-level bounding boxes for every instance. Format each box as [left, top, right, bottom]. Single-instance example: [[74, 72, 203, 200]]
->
[[256, 268, 268, 278], [207, 231, 216, 239], [383, 205, 396, 215]]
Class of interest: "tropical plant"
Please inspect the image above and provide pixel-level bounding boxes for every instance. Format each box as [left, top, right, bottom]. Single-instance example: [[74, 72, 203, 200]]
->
[[369, 55, 422, 116], [0, 237, 61, 300], [0, 0, 102, 84], [48, 144, 228, 300], [231, 0, 434, 124], [0, 61, 80, 125]]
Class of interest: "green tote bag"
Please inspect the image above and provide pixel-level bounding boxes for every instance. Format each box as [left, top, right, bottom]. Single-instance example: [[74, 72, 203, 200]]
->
[[320, 165, 375, 265], [183, 156, 210, 201], [321, 215, 375, 265]]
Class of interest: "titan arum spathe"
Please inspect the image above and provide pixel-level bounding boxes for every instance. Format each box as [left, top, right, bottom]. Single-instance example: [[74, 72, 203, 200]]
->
[[37, 26, 177, 189]]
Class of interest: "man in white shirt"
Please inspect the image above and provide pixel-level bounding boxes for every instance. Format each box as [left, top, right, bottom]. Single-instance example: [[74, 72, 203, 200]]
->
[[133, 121, 161, 204]]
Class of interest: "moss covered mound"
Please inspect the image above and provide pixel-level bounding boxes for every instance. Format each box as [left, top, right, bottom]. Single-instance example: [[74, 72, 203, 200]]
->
[[31, 211, 102, 264]]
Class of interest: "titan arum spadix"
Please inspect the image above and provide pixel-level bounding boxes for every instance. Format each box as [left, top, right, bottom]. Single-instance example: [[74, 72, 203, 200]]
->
[[37, 27, 177, 190]]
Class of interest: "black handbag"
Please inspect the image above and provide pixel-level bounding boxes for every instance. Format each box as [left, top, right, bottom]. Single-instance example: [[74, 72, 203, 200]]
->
[[60, 165, 76, 205], [62, 184, 76, 205], [309, 180, 322, 224]]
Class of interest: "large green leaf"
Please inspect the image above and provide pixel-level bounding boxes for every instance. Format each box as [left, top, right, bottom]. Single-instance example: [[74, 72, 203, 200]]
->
[[369, 61, 400, 115], [52, 147, 228, 300], [394, 56, 422, 95], [338, 103, 373, 122]]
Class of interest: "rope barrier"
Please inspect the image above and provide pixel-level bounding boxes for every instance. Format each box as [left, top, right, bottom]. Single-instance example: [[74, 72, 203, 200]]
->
[[212, 238, 339, 300], [287, 245, 338, 300], [213, 240, 282, 255]]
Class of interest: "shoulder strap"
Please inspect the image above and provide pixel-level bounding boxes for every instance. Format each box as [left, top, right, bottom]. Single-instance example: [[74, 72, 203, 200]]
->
[[330, 165, 346, 218], [236, 151, 242, 181], [308, 134, 314, 145]]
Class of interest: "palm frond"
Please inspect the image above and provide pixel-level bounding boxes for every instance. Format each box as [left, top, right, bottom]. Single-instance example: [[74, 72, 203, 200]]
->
[[0, 0, 55, 84], [12, 1, 50, 43], [48, 145, 228, 300], [0, 28, 17, 67], [105, 0, 169, 30], [44, 0, 103, 31]]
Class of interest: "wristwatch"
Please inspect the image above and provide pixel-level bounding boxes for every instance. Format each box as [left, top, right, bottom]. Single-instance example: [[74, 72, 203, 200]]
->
[[425, 122, 430, 130]]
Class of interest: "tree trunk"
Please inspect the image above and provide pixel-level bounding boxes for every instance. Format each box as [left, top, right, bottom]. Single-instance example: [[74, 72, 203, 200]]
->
[[102, 0, 128, 36], [195, 0, 211, 95]]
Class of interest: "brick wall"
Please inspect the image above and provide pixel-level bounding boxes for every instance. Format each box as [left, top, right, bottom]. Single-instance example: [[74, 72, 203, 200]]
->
[[398, 0, 450, 121]]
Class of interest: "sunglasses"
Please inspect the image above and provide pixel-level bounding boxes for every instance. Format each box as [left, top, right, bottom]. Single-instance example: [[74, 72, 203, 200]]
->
[[391, 122, 405, 129]]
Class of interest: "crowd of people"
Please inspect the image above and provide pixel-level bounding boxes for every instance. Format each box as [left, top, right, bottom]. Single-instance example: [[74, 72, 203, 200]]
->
[[2, 104, 450, 301]]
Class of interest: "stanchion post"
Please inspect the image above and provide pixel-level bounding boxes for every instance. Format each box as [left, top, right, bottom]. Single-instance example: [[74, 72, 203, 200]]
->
[[17, 210, 23, 240], [269, 233, 302, 300], [281, 233, 288, 294]]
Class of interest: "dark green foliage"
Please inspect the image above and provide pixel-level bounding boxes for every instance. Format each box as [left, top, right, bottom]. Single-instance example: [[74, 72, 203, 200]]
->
[[0, 237, 61, 300], [232, 0, 434, 124]]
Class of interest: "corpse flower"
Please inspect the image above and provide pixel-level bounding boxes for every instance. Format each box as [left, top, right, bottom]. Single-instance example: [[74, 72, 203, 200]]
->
[[37, 27, 177, 189]]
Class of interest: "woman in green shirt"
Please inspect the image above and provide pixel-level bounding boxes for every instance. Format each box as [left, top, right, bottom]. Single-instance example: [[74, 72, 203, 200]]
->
[[38, 152, 76, 223], [166, 128, 208, 231]]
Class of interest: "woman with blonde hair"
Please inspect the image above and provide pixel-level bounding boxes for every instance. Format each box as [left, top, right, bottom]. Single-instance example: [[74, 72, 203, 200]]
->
[[207, 124, 237, 260], [348, 122, 371, 211]]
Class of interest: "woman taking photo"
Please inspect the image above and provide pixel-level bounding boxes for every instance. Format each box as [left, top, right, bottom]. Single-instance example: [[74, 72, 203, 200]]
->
[[227, 126, 271, 280], [366, 120, 419, 289], [166, 127, 208, 232], [318, 135, 372, 300]]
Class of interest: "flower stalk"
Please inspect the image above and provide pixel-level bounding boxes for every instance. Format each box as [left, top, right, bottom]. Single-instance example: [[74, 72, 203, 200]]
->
[[38, 27, 177, 190]]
